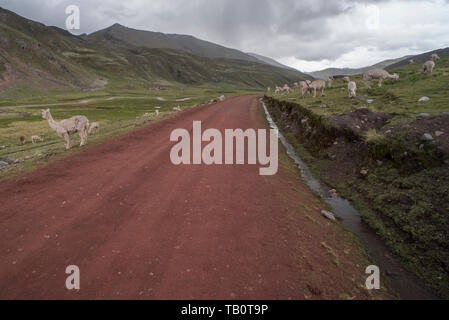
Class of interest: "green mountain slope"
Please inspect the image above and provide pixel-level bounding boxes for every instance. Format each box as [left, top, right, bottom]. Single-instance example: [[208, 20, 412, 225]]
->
[[85, 23, 259, 62], [0, 6, 310, 96], [308, 56, 412, 79], [387, 47, 449, 69], [246, 52, 294, 70]]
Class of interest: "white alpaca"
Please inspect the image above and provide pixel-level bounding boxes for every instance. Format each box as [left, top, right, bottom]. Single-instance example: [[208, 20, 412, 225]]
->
[[42, 108, 89, 150], [409, 59, 415, 65], [155, 110, 160, 116], [431, 53, 440, 61], [299, 80, 312, 98], [327, 76, 334, 88], [281, 84, 293, 94], [141, 113, 151, 124], [31, 135, 44, 144], [348, 81, 357, 98], [218, 95, 225, 101], [274, 86, 282, 95], [363, 69, 399, 88], [307, 80, 326, 98], [173, 106, 182, 112], [88, 122, 100, 134], [422, 60, 435, 75]]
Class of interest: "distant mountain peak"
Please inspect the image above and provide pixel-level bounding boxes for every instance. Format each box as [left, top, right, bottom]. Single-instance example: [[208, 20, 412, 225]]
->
[[108, 23, 127, 30]]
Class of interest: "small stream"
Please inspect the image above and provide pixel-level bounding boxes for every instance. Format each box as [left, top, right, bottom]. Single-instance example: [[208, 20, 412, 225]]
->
[[260, 99, 437, 300]]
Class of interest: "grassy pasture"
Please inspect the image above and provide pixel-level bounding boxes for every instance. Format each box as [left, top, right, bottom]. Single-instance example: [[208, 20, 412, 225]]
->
[[270, 56, 449, 125], [0, 84, 257, 178]]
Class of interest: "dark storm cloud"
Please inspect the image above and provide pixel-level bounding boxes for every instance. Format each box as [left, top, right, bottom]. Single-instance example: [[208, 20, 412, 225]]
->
[[0, 0, 448, 71]]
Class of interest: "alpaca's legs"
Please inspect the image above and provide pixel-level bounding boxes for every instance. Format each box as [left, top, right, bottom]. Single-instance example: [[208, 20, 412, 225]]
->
[[378, 79, 382, 87], [82, 129, 88, 145], [63, 133, 71, 150], [79, 130, 87, 146]]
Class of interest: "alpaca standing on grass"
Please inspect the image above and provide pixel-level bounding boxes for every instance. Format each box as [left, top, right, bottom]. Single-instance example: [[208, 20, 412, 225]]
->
[[88, 122, 100, 134], [363, 69, 399, 88], [307, 80, 326, 98], [299, 80, 312, 98], [274, 86, 282, 95], [42, 108, 89, 150], [31, 135, 44, 144], [422, 60, 435, 76], [348, 81, 357, 98]]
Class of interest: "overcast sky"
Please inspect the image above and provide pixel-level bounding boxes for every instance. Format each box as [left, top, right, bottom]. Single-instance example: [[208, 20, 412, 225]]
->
[[1, 0, 449, 72]]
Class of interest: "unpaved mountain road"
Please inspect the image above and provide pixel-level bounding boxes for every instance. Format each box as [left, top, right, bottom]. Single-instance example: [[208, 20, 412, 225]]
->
[[0, 95, 390, 299]]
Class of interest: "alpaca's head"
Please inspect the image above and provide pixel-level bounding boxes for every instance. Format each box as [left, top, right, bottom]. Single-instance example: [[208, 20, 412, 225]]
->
[[431, 54, 440, 60], [41, 108, 51, 120], [392, 73, 399, 80]]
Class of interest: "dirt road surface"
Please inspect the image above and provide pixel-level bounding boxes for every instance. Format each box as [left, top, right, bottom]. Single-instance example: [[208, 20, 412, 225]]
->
[[0, 95, 390, 299]]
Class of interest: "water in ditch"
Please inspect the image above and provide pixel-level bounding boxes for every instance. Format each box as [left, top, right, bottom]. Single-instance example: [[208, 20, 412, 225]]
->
[[260, 99, 437, 300]]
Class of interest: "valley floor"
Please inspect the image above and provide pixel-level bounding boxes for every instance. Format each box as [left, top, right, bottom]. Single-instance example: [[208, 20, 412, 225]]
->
[[0, 95, 390, 299]]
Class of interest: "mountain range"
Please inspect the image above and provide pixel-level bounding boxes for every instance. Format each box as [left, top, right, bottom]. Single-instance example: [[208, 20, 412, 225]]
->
[[308, 47, 449, 79], [0, 6, 310, 94], [307, 56, 413, 79]]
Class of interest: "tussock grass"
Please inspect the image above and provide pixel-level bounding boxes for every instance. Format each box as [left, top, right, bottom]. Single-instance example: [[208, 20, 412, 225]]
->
[[364, 129, 386, 144]]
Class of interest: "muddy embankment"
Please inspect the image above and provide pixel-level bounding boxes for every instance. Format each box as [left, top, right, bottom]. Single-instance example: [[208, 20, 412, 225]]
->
[[263, 96, 449, 299]]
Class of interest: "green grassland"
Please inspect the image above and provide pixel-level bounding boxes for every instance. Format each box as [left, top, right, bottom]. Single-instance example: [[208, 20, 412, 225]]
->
[[271, 56, 449, 124], [0, 84, 257, 178]]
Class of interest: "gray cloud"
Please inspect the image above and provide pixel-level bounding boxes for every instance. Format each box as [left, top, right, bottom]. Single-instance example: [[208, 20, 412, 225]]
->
[[1, 0, 448, 71]]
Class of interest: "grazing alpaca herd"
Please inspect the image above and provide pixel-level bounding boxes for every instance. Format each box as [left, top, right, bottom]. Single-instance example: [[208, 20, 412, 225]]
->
[[271, 52, 440, 100]]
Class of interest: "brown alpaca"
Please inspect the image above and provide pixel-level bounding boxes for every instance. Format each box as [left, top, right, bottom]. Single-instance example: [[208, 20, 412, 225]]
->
[[19, 136, 26, 145]]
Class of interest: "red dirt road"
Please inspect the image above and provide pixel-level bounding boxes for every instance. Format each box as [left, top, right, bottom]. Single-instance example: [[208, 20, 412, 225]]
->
[[0, 95, 388, 299]]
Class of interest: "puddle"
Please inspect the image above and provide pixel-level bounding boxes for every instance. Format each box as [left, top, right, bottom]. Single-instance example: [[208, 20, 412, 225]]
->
[[260, 99, 437, 300]]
